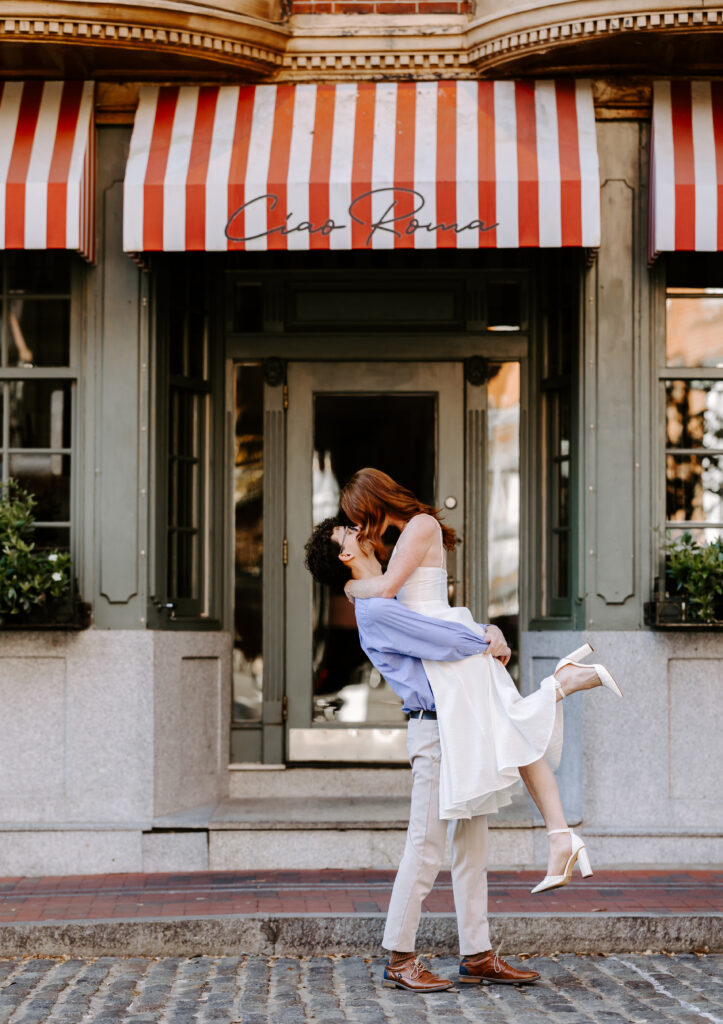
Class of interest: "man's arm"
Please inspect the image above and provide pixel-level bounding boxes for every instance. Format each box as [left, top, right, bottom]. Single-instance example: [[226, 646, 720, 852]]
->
[[345, 515, 439, 599], [356, 597, 490, 661]]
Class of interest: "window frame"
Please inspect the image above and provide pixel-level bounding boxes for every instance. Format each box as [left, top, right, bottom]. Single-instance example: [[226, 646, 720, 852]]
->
[[0, 253, 80, 561], [148, 256, 224, 630], [527, 251, 582, 630], [656, 256, 723, 577]]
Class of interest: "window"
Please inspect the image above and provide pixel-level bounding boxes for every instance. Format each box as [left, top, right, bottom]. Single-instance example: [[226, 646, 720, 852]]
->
[[233, 362, 264, 723], [663, 257, 723, 546], [0, 253, 74, 550], [155, 257, 216, 621], [536, 254, 576, 621]]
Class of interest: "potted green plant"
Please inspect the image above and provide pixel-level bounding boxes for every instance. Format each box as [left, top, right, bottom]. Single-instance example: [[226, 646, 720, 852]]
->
[[645, 531, 723, 628], [0, 479, 89, 628]]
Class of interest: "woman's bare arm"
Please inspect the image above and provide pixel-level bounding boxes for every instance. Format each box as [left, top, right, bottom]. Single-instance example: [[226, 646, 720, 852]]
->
[[344, 515, 439, 600]]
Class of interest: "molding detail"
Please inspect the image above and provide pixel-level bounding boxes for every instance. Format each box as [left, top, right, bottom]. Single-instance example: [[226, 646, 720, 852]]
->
[[0, 5, 721, 77], [282, 8, 723, 78], [464, 7, 723, 73], [0, 9, 288, 75]]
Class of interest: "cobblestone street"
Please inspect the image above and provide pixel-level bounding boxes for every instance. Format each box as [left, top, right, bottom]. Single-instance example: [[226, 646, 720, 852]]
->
[[0, 954, 720, 1024]]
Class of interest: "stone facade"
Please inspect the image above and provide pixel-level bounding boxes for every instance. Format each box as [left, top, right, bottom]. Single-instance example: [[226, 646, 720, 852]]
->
[[0, 0, 721, 875], [0, 631, 230, 875]]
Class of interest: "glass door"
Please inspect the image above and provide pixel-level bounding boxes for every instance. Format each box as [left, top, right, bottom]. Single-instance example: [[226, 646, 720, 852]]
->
[[285, 361, 464, 762]]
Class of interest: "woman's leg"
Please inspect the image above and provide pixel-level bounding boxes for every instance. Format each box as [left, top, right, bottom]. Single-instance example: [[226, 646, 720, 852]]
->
[[518, 758, 572, 875]]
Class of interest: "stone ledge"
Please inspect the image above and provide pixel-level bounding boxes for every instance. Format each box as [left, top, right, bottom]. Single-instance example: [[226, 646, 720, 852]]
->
[[210, 795, 535, 829], [0, 912, 719, 957]]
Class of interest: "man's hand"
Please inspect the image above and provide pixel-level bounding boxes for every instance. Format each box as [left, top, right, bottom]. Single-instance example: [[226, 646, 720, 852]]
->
[[484, 624, 511, 666]]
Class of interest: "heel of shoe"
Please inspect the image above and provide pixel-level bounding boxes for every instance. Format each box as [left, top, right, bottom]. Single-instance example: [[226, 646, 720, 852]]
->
[[577, 845, 593, 878], [568, 642, 593, 663], [382, 979, 397, 988], [555, 642, 593, 673]]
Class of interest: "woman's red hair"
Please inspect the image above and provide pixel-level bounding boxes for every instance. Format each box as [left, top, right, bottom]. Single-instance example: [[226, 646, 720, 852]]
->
[[340, 467, 456, 561]]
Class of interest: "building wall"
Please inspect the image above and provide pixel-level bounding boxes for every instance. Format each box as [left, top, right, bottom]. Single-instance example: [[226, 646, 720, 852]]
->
[[290, 1, 471, 13], [0, 630, 230, 875], [523, 630, 723, 865], [582, 119, 652, 630]]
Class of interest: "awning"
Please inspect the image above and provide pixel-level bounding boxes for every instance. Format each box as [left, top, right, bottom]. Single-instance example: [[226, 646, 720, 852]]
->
[[651, 80, 723, 256], [0, 81, 95, 262], [123, 80, 600, 253]]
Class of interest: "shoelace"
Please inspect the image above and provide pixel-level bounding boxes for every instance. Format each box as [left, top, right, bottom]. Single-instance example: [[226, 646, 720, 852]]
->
[[409, 958, 427, 980], [492, 946, 503, 974]]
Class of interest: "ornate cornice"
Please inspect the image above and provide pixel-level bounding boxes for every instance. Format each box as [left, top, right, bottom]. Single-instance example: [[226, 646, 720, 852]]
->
[[465, 6, 723, 72], [281, 7, 723, 78], [0, 2, 289, 76], [0, 3, 721, 79]]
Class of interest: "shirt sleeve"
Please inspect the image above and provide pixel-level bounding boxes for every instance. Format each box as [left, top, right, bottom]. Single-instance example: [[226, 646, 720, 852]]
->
[[360, 597, 489, 661]]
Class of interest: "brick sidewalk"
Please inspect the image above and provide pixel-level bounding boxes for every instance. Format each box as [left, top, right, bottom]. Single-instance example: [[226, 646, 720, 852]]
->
[[0, 870, 719, 923]]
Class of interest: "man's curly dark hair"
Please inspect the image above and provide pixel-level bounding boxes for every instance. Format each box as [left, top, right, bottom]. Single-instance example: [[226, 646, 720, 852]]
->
[[304, 517, 352, 590]]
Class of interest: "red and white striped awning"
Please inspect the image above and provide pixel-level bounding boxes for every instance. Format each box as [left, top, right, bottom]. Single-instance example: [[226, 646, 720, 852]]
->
[[0, 81, 95, 262], [123, 80, 600, 253], [651, 80, 723, 256]]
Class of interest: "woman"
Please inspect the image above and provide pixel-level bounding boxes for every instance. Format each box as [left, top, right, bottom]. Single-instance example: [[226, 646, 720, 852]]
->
[[341, 467, 622, 893]]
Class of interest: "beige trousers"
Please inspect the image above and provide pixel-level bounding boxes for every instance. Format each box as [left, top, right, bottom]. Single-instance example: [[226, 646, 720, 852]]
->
[[382, 718, 491, 955]]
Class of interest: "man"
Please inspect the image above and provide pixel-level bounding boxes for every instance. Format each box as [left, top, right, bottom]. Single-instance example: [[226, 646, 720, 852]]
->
[[305, 517, 539, 993]]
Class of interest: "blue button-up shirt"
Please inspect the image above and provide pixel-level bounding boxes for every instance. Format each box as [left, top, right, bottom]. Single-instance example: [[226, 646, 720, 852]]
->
[[353, 597, 489, 714]]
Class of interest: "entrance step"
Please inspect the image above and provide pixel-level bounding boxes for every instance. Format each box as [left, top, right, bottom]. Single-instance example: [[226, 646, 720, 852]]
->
[[212, 796, 411, 829], [207, 789, 537, 870], [228, 767, 412, 800]]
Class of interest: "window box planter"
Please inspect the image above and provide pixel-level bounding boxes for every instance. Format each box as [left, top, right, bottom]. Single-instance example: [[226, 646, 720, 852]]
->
[[644, 589, 723, 629], [0, 593, 92, 631], [645, 534, 723, 629]]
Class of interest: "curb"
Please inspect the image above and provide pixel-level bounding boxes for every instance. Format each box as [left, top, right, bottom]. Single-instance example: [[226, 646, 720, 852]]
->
[[0, 913, 720, 957]]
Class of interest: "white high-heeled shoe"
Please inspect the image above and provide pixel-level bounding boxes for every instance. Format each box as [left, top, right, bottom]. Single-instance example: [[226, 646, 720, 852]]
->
[[554, 642, 623, 699], [531, 828, 593, 894]]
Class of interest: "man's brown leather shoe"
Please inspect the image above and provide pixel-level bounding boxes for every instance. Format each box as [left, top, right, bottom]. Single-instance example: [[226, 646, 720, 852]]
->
[[459, 950, 540, 985], [383, 957, 454, 992]]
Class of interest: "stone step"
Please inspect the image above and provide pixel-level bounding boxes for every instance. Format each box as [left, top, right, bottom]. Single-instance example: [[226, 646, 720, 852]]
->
[[211, 796, 412, 830], [228, 766, 412, 799], [211, 793, 535, 830], [201, 793, 536, 869]]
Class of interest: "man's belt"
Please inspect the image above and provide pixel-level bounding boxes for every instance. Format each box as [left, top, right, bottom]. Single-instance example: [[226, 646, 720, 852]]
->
[[408, 709, 437, 721]]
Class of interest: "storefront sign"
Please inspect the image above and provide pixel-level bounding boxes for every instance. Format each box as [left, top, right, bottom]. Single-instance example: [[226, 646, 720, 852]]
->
[[225, 187, 498, 246]]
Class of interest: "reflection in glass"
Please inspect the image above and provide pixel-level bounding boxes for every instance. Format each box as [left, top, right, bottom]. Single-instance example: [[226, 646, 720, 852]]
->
[[167, 389, 201, 601], [554, 530, 569, 600], [7, 299, 70, 367], [293, 290, 459, 329], [487, 282, 521, 332], [666, 525, 722, 547], [32, 525, 70, 551], [666, 453, 723, 526], [487, 363, 520, 678], [666, 291, 723, 367], [234, 364, 264, 723], [231, 283, 264, 333], [8, 381, 71, 450], [8, 452, 70, 522], [7, 252, 71, 296], [311, 395, 435, 725], [666, 380, 723, 450]]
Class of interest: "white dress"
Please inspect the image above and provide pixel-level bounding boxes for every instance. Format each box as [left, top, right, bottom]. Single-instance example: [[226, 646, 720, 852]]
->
[[394, 544, 563, 821]]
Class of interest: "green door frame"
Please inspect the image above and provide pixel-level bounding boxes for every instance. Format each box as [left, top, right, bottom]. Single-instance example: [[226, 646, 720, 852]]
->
[[225, 334, 528, 764], [285, 359, 464, 762]]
